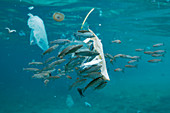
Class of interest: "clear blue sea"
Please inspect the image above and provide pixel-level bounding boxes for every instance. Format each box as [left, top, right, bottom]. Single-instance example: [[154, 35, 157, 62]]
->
[[0, 0, 170, 113]]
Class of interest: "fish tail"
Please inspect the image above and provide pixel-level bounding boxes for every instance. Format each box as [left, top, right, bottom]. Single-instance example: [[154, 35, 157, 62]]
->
[[77, 88, 85, 97]]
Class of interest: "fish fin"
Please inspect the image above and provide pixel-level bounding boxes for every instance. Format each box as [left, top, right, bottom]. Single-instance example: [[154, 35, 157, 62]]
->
[[162, 54, 165, 57]]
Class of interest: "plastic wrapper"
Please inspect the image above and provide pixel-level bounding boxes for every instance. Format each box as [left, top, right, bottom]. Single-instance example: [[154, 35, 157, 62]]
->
[[27, 13, 49, 51], [83, 29, 110, 81]]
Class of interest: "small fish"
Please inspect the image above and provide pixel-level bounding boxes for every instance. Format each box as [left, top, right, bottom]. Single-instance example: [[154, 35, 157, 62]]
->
[[23, 68, 40, 72], [50, 39, 70, 45], [32, 74, 44, 79], [148, 59, 162, 63], [153, 50, 166, 54], [64, 45, 83, 56], [75, 50, 99, 56], [111, 40, 121, 44], [79, 65, 102, 74], [69, 79, 87, 90], [65, 56, 85, 72], [28, 62, 43, 65], [45, 56, 56, 64], [113, 54, 125, 59], [44, 79, 49, 86], [128, 60, 138, 63], [94, 81, 107, 90], [83, 76, 103, 92], [32, 72, 50, 79], [48, 59, 66, 67], [42, 68, 56, 74], [125, 65, 137, 68], [124, 55, 133, 59], [152, 54, 164, 57], [135, 48, 144, 52], [131, 56, 141, 60], [81, 72, 102, 79], [153, 43, 164, 47], [105, 53, 115, 61], [144, 51, 154, 55], [58, 45, 73, 58], [42, 44, 59, 55], [74, 30, 94, 38], [47, 75, 60, 79], [114, 68, 124, 73], [5, 27, 16, 33], [66, 75, 72, 79], [58, 45, 83, 58]]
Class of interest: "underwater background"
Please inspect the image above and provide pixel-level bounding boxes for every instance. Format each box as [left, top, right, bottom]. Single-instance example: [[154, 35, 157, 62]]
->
[[0, 0, 170, 113]]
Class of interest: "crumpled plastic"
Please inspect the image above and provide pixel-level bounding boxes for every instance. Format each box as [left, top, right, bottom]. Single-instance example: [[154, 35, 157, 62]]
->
[[83, 28, 110, 81], [27, 13, 49, 51]]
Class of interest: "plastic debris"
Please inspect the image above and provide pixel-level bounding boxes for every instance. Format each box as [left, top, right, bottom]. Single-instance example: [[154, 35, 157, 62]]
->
[[53, 12, 65, 22], [5, 27, 16, 33], [18, 30, 26, 36], [83, 28, 110, 81], [85, 102, 92, 107], [66, 94, 74, 108], [27, 13, 49, 51], [28, 6, 34, 10]]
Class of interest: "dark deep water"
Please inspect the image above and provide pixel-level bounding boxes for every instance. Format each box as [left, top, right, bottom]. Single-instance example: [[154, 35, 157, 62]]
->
[[0, 0, 170, 113]]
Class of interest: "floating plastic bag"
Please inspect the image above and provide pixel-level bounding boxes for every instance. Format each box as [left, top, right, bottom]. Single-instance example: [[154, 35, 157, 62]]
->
[[27, 13, 49, 51]]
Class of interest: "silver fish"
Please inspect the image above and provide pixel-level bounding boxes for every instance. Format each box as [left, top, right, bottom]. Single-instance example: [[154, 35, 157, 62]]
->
[[42, 44, 59, 55], [79, 65, 102, 74], [64, 45, 83, 56], [23, 68, 40, 72], [28, 62, 43, 65], [45, 56, 56, 64], [74, 30, 94, 38], [50, 39, 70, 45], [65, 56, 85, 72], [82, 76, 103, 92], [75, 50, 99, 56], [81, 72, 102, 79], [48, 59, 66, 67], [58, 45, 83, 58], [94, 81, 107, 90]]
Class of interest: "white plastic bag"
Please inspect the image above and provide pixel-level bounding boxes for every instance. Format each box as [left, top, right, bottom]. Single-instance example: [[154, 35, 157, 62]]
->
[[27, 13, 49, 51]]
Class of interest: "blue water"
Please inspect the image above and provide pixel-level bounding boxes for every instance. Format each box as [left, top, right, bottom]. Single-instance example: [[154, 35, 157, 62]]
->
[[0, 0, 170, 113]]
